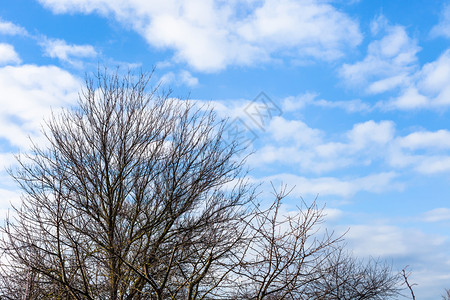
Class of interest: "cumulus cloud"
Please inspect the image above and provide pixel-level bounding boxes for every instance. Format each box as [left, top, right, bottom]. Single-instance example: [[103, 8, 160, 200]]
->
[[0, 64, 80, 148], [344, 225, 446, 257], [0, 19, 27, 36], [390, 86, 428, 109], [346, 120, 394, 149], [416, 50, 450, 105], [41, 38, 97, 66], [37, 0, 362, 72], [415, 157, 450, 174], [282, 93, 371, 113], [422, 208, 450, 222], [388, 129, 450, 174], [269, 116, 322, 145], [236, 109, 450, 176], [312, 98, 371, 113], [0, 43, 21, 65], [397, 130, 450, 150], [249, 118, 395, 173], [338, 221, 450, 299], [257, 172, 401, 198], [430, 4, 450, 39], [160, 70, 199, 87], [378, 49, 450, 109], [338, 14, 450, 110], [179, 70, 199, 87], [193, 92, 450, 190], [340, 16, 419, 94]]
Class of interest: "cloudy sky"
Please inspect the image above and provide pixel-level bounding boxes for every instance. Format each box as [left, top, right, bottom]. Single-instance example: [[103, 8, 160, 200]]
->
[[1, 0, 450, 298]]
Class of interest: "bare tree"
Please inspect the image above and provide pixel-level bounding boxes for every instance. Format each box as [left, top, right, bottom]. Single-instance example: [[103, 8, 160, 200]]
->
[[0, 69, 403, 299], [401, 268, 450, 300], [401, 267, 416, 300], [1, 70, 253, 299], [233, 186, 401, 300], [443, 289, 450, 300], [305, 248, 401, 299], [233, 187, 343, 299]]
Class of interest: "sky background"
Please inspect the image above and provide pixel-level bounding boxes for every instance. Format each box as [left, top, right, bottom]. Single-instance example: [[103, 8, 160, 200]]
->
[[1, 0, 450, 298]]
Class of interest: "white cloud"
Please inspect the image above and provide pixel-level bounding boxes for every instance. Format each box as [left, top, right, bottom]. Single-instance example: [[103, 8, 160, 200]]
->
[[0, 188, 21, 208], [423, 208, 450, 222], [414, 49, 450, 107], [325, 120, 393, 153], [409, 268, 450, 300], [0, 43, 21, 65], [179, 70, 198, 87], [322, 207, 343, 221], [247, 112, 450, 176], [344, 224, 446, 257], [0, 153, 16, 170], [420, 52, 450, 92], [202, 97, 450, 177], [397, 130, 450, 150], [236, 0, 361, 60], [313, 98, 371, 113], [346, 120, 394, 149], [430, 4, 450, 39], [388, 129, 450, 174], [258, 172, 401, 198], [367, 74, 406, 94], [41, 38, 97, 66], [369, 14, 388, 35], [269, 116, 322, 145], [415, 156, 450, 174], [0, 19, 27, 36], [390, 86, 428, 109], [0, 65, 80, 148], [159, 72, 176, 86], [282, 93, 371, 113], [160, 70, 199, 87], [251, 118, 395, 173], [37, 0, 362, 72], [0, 187, 22, 222], [340, 17, 419, 94], [338, 14, 450, 111], [340, 15, 450, 110], [380, 46, 450, 109], [282, 93, 315, 112], [340, 221, 450, 299]]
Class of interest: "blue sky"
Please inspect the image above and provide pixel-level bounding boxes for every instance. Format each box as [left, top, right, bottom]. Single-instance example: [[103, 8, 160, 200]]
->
[[1, 0, 450, 298]]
